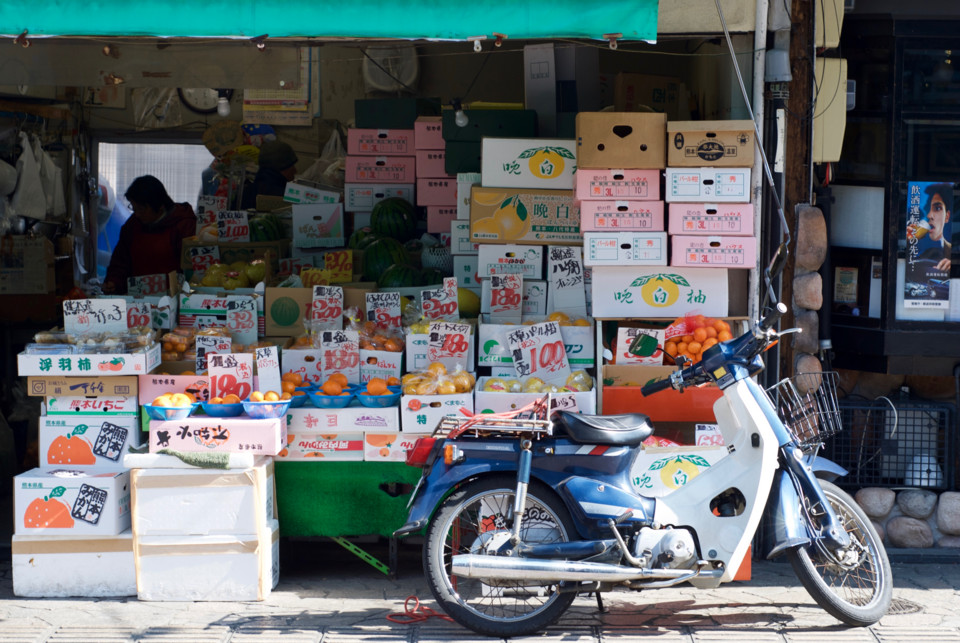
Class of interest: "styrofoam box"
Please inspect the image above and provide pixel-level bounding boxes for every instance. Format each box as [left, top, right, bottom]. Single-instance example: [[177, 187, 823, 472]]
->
[[664, 167, 751, 203], [344, 184, 414, 212], [477, 315, 595, 368], [670, 235, 759, 268], [135, 519, 279, 602], [40, 415, 141, 469], [363, 433, 421, 462], [405, 333, 476, 373], [457, 172, 482, 220], [480, 279, 548, 317], [400, 392, 473, 432], [131, 459, 275, 537], [474, 378, 597, 415], [667, 202, 755, 236], [477, 245, 544, 280], [575, 169, 661, 201], [344, 155, 417, 184], [12, 530, 136, 597], [346, 128, 415, 156], [579, 200, 665, 232], [590, 266, 730, 318], [147, 417, 285, 456], [481, 138, 577, 190], [583, 232, 668, 267], [15, 468, 131, 536], [287, 405, 400, 434], [450, 220, 480, 255]]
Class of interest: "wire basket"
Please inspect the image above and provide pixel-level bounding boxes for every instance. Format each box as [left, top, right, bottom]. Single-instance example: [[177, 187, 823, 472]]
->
[[765, 371, 843, 451]]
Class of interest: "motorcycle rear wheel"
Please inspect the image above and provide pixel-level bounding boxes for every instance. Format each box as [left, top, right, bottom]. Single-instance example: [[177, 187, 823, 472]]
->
[[787, 479, 892, 626], [424, 475, 578, 638]]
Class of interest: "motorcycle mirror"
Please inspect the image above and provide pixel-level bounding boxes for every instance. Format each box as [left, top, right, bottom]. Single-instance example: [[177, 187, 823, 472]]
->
[[627, 332, 660, 358]]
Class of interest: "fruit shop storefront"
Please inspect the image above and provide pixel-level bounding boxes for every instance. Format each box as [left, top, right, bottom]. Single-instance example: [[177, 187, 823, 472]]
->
[[1, 0, 777, 597]]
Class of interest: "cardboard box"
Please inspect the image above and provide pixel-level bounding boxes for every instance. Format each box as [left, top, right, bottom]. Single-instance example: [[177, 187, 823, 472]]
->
[[427, 206, 457, 233], [667, 120, 756, 167], [287, 404, 400, 433], [670, 235, 759, 268], [477, 315, 595, 368], [667, 203, 755, 236], [450, 220, 480, 255], [524, 43, 601, 137], [15, 468, 131, 536], [363, 433, 421, 462], [344, 183, 415, 212], [405, 333, 476, 373], [576, 112, 667, 169], [415, 149, 449, 178], [12, 531, 136, 597], [264, 287, 312, 337], [28, 376, 138, 398], [0, 237, 55, 294], [470, 187, 581, 245], [18, 345, 161, 378], [344, 155, 417, 183], [346, 128, 415, 155], [177, 291, 265, 338], [453, 255, 480, 288], [474, 378, 597, 415], [40, 416, 141, 470], [45, 395, 138, 416], [480, 280, 548, 317], [416, 177, 457, 206], [138, 373, 214, 406], [664, 167, 752, 203], [477, 245, 544, 280], [415, 116, 445, 150], [580, 200, 665, 232], [583, 232, 668, 266], [131, 459, 275, 536], [134, 519, 279, 601], [292, 203, 345, 248], [359, 349, 402, 383], [276, 431, 365, 461], [575, 169, 661, 201], [283, 182, 341, 205], [457, 172, 482, 220], [400, 392, 473, 432], [481, 138, 577, 190], [602, 365, 721, 421], [355, 97, 441, 130], [180, 239, 289, 273], [613, 73, 683, 118], [147, 417, 285, 456], [590, 267, 746, 319], [442, 109, 538, 143]]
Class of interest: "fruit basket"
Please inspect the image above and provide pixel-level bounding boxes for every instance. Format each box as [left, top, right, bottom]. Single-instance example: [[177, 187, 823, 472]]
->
[[241, 399, 292, 419], [288, 393, 309, 408], [308, 391, 355, 409], [356, 389, 401, 408], [143, 403, 197, 421], [200, 401, 245, 418]]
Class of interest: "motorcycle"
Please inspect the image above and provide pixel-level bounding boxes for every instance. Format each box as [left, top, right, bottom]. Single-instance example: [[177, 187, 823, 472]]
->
[[395, 250, 892, 637]]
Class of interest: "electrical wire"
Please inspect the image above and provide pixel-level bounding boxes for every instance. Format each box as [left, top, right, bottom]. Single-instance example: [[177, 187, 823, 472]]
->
[[360, 46, 418, 94]]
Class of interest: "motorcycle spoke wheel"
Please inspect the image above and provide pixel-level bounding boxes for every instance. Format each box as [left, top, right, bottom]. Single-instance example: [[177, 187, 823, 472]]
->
[[424, 476, 577, 637], [788, 479, 893, 626]]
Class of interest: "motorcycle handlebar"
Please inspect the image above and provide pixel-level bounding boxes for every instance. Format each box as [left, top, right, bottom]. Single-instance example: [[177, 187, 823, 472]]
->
[[640, 376, 673, 397], [758, 302, 788, 334]]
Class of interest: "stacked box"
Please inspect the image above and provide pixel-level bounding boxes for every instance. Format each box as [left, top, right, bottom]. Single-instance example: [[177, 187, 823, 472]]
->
[[345, 127, 416, 231], [415, 116, 458, 233]]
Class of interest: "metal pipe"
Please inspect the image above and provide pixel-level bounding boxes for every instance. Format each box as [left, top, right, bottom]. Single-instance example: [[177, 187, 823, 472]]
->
[[451, 554, 723, 584]]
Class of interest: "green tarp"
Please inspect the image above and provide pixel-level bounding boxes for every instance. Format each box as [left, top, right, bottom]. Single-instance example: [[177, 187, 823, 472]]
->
[[1, 0, 658, 41]]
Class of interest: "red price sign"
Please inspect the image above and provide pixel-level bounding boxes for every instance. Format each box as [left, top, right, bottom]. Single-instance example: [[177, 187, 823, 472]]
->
[[208, 353, 254, 400], [695, 423, 725, 446], [506, 321, 571, 384], [489, 274, 522, 322], [365, 292, 401, 328], [127, 273, 168, 297], [427, 322, 471, 369], [301, 268, 331, 288], [195, 335, 232, 373], [421, 277, 460, 321], [319, 330, 360, 383], [217, 210, 250, 243], [322, 249, 353, 283], [255, 346, 283, 394], [126, 302, 152, 329], [311, 285, 344, 329], [226, 297, 257, 344], [189, 245, 220, 273]]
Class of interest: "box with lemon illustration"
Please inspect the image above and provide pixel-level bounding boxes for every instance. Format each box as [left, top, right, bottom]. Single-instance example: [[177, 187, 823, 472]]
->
[[481, 138, 577, 190], [470, 187, 581, 245]]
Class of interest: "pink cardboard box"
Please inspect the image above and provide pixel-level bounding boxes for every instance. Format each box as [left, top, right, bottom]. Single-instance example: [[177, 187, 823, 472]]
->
[[415, 116, 445, 150], [670, 235, 758, 268], [415, 149, 449, 178], [579, 200, 664, 232], [346, 129, 416, 156], [667, 203, 755, 236], [344, 156, 417, 183], [417, 177, 457, 206], [148, 417, 286, 456], [427, 206, 458, 233], [575, 169, 661, 201]]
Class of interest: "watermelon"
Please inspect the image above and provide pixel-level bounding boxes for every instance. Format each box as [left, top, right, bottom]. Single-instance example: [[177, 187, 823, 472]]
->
[[378, 263, 424, 288], [361, 237, 409, 282], [348, 226, 375, 249], [371, 197, 417, 242], [419, 267, 447, 286]]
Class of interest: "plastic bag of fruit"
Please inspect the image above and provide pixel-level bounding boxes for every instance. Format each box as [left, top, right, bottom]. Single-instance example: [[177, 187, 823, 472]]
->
[[401, 363, 475, 395], [663, 315, 733, 365], [349, 317, 404, 352]]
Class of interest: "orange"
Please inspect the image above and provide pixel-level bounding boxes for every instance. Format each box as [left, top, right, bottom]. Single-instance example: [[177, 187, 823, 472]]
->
[[282, 372, 303, 386], [223, 394, 241, 404], [386, 376, 401, 387], [329, 373, 349, 388], [264, 391, 281, 402], [170, 393, 193, 407], [249, 391, 265, 402], [681, 334, 694, 343], [693, 327, 707, 343], [322, 380, 343, 396], [705, 326, 718, 339], [162, 341, 174, 352], [291, 390, 306, 397], [426, 362, 447, 377], [281, 381, 297, 394], [718, 330, 733, 342], [714, 319, 730, 333], [367, 378, 388, 396], [182, 392, 197, 404], [664, 341, 678, 357], [436, 379, 457, 395], [180, 370, 195, 376], [677, 342, 688, 355], [687, 341, 702, 355], [383, 338, 402, 352], [281, 391, 292, 400], [702, 337, 718, 351], [210, 396, 224, 404], [152, 394, 173, 407]]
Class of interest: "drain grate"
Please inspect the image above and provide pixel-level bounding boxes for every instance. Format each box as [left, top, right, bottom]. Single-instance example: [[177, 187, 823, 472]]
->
[[886, 598, 923, 615]]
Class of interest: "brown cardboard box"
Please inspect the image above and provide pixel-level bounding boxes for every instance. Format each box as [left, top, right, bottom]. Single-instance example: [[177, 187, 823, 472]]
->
[[614, 73, 682, 118], [470, 187, 581, 245], [0, 237, 55, 294], [264, 287, 313, 337], [27, 376, 138, 397], [576, 112, 667, 169], [667, 120, 756, 167]]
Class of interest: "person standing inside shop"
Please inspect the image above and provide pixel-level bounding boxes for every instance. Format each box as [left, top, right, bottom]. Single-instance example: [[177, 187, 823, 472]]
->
[[241, 139, 298, 209], [907, 182, 952, 272], [103, 175, 197, 294]]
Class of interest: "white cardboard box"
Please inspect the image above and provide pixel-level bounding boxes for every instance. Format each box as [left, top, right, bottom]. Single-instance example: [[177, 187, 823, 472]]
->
[[18, 344, 161, 377], [15, 468, 131, 536], [45, 395, 138, 416], [405, 332, 476, 373], [450, 220, 480, 255], [590, 266, 730, 318], [667, 202, 755, 236], [275, 431, 365, 461], [476, 245, 544, 280], [453, 255, 480, 288], [363, 433, 422, 462], [579, 200, 665, 232], [481, 138, 577, 190], [287, 404, 400, 434], [284, 182, 341, 205], [292, 203, 345, 248], [135, 519, 279, 601], [131, 459, 275, 537], [583, 232, 668, 266], [40, 416, 141, 470], [359, 349, 403, 383], [477, 315, 595, 368], [400, 393, 473, 432], [474, 378, 597, 415], [148, 417, 285, 456], [12, 530, 136, 597], [664, 167, 751, 203]]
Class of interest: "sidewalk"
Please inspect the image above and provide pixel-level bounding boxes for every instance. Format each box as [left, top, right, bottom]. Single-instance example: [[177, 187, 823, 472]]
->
[[2, 538, 959, 642]]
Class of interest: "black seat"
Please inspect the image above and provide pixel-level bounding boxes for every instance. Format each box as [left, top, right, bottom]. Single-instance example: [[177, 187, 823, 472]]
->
[[552, 410, 654, 447]]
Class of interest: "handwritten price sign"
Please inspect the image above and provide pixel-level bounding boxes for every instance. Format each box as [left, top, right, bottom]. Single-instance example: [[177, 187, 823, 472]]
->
[[126, 302, 152, 329], [696, 423, 725, 447], [319, 330, 360, 383], [188, 245, 220, 273], [64, 298, 127, 335], [421, 276, 460, 322], [195, 335, 232, 373], [506, 320, 570, 384], [616, 327, 663, 365], [255, 346, 282, 394], [489, 274, 522, 323], [311, 285, 344, 330], [547, 246, 586, 315], [280, 257, 313, 278], [300, 268, 332, 289], [196, 195, 227, 225], [427, 321, 472, 370], [366, 291, 401, 328], [226, 297, 258, 345], [127, 273, 168, 297], [217, 210, 250, 243], [319, 249, 353, 283], [208, 353, 254, 401]]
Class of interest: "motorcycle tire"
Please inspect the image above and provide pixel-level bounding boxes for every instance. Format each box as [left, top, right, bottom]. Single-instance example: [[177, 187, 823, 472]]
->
[[424, 475, 578, 638], [787, 479, 893, 626]]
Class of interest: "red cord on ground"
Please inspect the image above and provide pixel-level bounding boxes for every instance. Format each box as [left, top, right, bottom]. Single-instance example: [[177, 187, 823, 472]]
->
[[386, 595, 454, 624]]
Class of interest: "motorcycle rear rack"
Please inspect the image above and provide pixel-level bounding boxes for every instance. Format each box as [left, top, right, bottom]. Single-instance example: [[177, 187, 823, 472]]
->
[[434, 414, 553, 439]]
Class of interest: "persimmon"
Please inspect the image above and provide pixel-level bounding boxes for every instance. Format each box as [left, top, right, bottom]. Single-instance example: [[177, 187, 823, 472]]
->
[[322, 380, 343, 396], [366, 378, 388, 396], [329, 373, 349, 388]]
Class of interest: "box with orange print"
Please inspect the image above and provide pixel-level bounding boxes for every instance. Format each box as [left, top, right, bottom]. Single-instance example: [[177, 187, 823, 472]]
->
[[14, 468, 131, 536], [364, 433, 422, 462], [40, 416, 141, 471]]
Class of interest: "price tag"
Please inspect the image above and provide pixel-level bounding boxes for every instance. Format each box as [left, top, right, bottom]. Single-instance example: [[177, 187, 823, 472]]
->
[[280, 257, 314, 277], [427, 321, 472, 370], [300, 268, 332, 289], [421, 276, 460, 322], [195, 335, 232, 373], [489, 274, 522, 323], [365, 292, 401, 328], [319, 249, 353, 283], [549, 393, 579, 415], [217, 210, 250, 243], [196, 195, 226, 226], [696, 423, 725, 446], [310, 285, 344, 330], [127, 273, 168, 297], [255, 346, 283, 395], [226, 297, 258, 345], [207, 353, 254, 401], [126, 301, 152, 329], [506, 321, 571, 385], [616, 327, 663, 365], [63, 299, 127, 335], [319, 330, 360, 384], [547, 246, 587, 316], [188, 245, 220, 273]]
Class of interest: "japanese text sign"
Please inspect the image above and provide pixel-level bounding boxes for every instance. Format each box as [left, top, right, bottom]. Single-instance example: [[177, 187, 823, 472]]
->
[[547, 246, 587, 315], [127, 273, 168, 297], [311, 285, 344, 330], [217, 210, 250, 243], [226, 297, 258, 345], [318, 249, 353, 283], [421, 277, 460, 322], [207, 353, 254, 401], [489, 274, 522, 323], [195, 335, 232, 373], [506, 321, 570, 384], [616, 327, 663, 365], [319, 330, 360, 383], [126, 301, 152, 330], [64, 299, 127, 335], [255, 346, 282, 395], [366, 292, 402, 329], [188, 245, 220, 273], [427, 321, 472, 371]]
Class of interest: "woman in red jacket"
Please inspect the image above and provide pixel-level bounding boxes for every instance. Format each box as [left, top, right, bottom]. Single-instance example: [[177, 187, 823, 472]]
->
[[103, 175, 197, 294]]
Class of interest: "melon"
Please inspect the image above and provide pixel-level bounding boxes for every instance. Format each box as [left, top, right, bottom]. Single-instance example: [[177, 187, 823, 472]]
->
[[270, 296, 302, 327], [348, 226, 375, 249], [361, 237, 409, 282], [419, 267, 447, 286], [377, 264, 424, 288], [371, 197, 417, 242]]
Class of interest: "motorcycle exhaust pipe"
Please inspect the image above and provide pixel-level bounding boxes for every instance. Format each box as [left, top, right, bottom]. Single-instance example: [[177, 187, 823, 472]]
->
[[451, 554, 722, 583]]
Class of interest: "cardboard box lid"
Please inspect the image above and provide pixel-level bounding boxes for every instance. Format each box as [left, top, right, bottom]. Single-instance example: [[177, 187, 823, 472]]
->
[[667, 120, 756, 133]]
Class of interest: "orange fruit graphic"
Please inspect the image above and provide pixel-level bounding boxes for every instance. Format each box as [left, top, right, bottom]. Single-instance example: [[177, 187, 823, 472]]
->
[[365, 434, 395, 447], [47, 430, 96, 466], [322, 380, 343, 396], [23, 489, 75, 529]]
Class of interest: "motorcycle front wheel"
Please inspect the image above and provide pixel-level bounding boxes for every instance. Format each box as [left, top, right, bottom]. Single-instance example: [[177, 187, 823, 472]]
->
[[424, 475, 578, 638], [788, 479, 893, 626]]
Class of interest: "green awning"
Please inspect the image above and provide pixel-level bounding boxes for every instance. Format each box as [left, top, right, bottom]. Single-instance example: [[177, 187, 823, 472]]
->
[[1, 0, 658, 41]]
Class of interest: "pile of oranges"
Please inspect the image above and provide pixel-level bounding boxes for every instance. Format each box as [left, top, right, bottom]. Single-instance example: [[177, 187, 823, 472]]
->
[[151, 392, 195, 407], [401, 362, 475, 395], [357, 321, 403, 352], [663, 316, 733, 365], [361, 376, 400, 396], [280, 372, 308, 401]]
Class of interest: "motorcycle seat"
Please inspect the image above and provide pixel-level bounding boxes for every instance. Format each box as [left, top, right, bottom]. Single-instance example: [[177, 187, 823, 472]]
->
[[552, 410, 654, 446]]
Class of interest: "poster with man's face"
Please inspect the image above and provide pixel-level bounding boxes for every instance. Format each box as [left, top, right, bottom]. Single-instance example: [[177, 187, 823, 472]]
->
[[904, 181, 952, 309]]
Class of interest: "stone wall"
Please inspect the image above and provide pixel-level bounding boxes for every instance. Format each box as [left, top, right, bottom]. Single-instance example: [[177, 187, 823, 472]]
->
[[856, 488, 960, 548], [792, 205, 827, 378]]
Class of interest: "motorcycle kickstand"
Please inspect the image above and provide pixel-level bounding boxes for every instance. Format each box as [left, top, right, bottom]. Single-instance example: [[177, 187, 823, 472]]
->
[[596, 592, 606, 613], [509, 439, 534, 546]]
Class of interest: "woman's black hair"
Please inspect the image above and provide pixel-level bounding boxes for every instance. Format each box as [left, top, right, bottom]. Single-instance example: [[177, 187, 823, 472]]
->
[[124, 175, 174, 211]]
